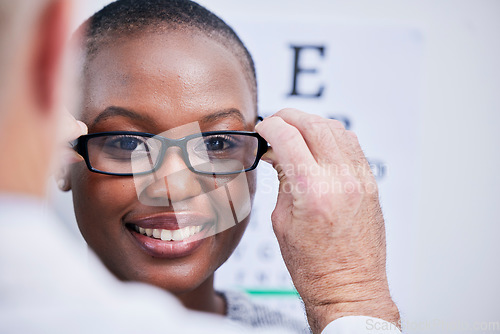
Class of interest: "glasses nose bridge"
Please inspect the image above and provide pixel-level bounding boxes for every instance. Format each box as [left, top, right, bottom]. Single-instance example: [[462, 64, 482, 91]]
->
[[155, 135, 191, 170]]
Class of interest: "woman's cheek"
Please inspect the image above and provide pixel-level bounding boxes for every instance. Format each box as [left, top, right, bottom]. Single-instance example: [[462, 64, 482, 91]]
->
[[197, 170, 255, 238], [73, 169, 135, 229], [91, 177, 136, 208]]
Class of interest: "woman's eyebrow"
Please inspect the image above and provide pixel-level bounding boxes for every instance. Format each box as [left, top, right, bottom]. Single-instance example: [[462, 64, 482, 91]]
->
[[90, 106, 154, 127], [199, 109, 245, 125], [90, 106, 246, 128]]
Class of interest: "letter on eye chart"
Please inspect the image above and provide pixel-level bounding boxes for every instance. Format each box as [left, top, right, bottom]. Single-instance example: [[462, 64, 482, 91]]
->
[[131, 122, 251, 240]]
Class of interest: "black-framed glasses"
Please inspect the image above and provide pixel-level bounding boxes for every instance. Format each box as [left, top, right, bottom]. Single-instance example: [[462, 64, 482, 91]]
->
[[73, 131, 268, 176]]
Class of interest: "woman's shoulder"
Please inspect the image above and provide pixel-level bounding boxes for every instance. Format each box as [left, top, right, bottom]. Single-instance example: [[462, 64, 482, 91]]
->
[[218, 290, 311, 334]]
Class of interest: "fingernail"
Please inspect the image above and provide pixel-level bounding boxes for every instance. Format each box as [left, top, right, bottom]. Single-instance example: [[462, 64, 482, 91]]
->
[[77, 121, 88, 135]]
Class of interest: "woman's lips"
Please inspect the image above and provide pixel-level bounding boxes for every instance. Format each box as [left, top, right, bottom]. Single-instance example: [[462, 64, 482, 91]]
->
[[124, 212, 214, 259]]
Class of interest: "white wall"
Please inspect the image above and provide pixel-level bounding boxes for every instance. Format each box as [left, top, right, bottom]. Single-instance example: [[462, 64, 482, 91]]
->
[[64, 1, 500, 332]]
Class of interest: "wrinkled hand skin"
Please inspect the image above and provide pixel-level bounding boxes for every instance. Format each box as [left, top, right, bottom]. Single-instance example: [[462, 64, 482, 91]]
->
[[256, 109, 400, 333]]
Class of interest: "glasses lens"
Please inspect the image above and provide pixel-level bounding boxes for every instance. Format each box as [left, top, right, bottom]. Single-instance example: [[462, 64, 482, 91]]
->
[[187, 133, 259, 174], [87, 134, 162, 174]]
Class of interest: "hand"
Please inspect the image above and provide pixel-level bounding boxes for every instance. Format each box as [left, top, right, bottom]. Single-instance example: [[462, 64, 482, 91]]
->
[[54, 110, 87, 190], [255, 109, 400, 333]]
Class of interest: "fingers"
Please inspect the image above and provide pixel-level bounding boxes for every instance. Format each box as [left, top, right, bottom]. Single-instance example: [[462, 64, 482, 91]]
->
[[257, 108, 377, 197], [274, 108, 374, 185], [255, 115, 317, 180], [56, 109, 88, 165], [59, 110, 87, 142], [273, 108, 346, 166]]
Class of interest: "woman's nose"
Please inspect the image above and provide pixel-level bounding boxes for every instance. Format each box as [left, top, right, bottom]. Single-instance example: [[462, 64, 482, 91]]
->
[[144, 147, 202, 204]]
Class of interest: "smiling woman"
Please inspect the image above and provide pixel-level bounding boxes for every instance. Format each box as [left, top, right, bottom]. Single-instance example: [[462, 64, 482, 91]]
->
[[63, 0, 308, 332]]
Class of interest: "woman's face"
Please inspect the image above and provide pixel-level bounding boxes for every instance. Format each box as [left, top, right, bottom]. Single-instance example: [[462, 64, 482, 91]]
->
[[70, 30, 256, 293]]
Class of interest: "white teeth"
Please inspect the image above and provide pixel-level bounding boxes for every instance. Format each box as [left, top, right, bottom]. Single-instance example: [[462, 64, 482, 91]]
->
[[160, 229, 172, 241], [172, 229, 183, 241], [181, 228, 190, 240], [136, 224, 203, 241], [153, 229, 161, 238]]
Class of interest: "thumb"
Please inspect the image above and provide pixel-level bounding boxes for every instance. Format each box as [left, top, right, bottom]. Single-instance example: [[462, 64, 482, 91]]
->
[[59, 111, 87, 142]]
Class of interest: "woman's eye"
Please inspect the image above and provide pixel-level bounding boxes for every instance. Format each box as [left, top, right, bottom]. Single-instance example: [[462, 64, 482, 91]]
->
[[204, 136, 233, 151], [108, 136, 145, 151], [119, 138, 140, 150]]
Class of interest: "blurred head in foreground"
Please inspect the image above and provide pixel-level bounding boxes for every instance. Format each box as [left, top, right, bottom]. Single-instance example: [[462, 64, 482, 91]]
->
[[0, 0, 82, 197]]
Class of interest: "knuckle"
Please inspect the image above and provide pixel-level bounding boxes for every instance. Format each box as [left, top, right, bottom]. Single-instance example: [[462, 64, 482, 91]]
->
[[329, 119, 346, 130], [275, 107, 302, 118], [345, 130, 358, 142], [329, 120, 347, 141], [275, 124, 302, 143], [304, 116, 327, 130], [271, 210, 286, 231], [304, 116, 332, 140]]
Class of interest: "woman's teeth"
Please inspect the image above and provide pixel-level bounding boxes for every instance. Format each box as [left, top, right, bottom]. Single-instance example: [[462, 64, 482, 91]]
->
[[134, 225, 202, 241]]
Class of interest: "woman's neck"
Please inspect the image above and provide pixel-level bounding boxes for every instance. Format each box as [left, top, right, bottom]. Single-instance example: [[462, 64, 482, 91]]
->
[[174, 274, 226, 316]]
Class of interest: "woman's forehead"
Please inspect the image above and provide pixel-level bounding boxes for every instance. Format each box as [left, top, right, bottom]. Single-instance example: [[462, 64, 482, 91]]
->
[[82, 31, 256, 130]]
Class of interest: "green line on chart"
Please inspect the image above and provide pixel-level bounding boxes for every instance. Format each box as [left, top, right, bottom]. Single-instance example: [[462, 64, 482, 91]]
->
[[245, 289, 299, 297]]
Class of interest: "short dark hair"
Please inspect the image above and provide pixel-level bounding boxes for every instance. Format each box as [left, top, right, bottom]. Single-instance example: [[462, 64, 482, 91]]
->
[[77, 0, 257, 107]]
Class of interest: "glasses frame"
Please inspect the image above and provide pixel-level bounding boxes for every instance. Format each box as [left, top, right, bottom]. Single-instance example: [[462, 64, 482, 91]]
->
[[73, 130, 268, 176]]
